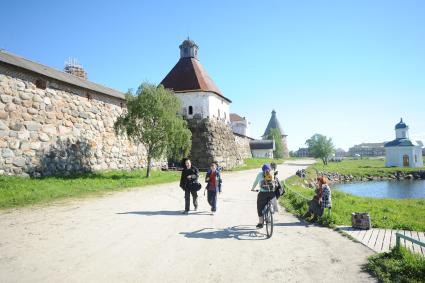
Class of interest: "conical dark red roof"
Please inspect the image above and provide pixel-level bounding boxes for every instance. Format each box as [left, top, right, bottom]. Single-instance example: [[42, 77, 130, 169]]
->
[[160, 57, 231, 103]]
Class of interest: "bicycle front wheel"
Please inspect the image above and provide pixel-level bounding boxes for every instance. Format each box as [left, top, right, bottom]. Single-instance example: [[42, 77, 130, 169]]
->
[[265, 207, 273, 238]]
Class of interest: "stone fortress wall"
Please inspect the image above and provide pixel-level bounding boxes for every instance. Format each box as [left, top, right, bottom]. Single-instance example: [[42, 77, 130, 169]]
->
[[0, 64, 157, 177], [188, 118, 246, 169], [233, 133, 252, 160]]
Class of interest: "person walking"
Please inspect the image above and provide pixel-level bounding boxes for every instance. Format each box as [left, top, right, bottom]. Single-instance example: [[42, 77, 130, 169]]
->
[[205, 162, 222, 215], [179, 158, 200, 214]]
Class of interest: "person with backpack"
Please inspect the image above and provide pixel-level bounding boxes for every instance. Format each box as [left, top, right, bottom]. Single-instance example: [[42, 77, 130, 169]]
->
[[179, 158, 200, 214], [205, 162, 222, 215], [251, 164, 277, 228]]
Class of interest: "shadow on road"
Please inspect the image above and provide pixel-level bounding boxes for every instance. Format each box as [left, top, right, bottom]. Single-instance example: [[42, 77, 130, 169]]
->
[[116, 210, 211, 216], [180, 225, 268, 240]]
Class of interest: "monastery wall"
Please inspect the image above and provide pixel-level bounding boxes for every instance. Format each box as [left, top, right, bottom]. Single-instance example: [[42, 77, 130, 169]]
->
[[0, 64, 162, 177]]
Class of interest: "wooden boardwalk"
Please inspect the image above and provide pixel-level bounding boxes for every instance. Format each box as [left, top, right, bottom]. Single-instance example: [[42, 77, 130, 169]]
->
[[337, 226, 425, 256]]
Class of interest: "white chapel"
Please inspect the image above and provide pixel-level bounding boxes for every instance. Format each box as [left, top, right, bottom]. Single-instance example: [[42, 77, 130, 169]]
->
[[160, 39, 231, 122], [384, 118, 423, 168]]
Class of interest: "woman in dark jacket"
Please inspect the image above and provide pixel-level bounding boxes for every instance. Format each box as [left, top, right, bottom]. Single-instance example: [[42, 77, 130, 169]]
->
[[180, 159, 200, 214]]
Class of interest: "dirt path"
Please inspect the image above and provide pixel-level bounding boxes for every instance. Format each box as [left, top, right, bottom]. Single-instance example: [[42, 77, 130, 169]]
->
[[0, 160, 375, 282]]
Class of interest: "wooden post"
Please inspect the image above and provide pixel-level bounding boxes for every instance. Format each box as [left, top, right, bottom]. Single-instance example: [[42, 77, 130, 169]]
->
[[396, 233, 400, 248]]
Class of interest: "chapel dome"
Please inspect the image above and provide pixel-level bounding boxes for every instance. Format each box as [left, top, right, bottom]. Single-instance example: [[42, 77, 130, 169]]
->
[[395, 118, 408, 129]]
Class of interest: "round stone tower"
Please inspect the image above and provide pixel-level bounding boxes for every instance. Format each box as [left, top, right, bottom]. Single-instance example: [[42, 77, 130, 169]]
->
[[262, 110, 289, 158]]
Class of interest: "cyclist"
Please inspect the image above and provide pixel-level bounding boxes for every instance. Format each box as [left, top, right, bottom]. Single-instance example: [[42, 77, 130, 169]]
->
[[251, 164, 277, 228]]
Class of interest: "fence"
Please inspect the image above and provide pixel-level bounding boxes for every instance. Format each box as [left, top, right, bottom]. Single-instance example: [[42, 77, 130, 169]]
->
[[396, 232, 425, 254]]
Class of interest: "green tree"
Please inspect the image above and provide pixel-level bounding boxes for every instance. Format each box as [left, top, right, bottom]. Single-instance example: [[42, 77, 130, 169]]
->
[[305, 134, 335, 165], [114, 83, 192, 177], [266, 128, 284, 159]]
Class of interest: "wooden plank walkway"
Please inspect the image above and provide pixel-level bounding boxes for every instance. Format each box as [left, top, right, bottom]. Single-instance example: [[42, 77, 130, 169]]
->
[[337, 226, 425, 256]]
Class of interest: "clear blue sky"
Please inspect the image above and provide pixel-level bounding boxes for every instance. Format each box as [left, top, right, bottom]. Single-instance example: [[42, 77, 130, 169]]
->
[[1, 0, 424, 151]]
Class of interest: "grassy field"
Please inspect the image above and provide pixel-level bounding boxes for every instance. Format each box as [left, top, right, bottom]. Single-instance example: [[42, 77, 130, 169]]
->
[[312, 158, 425, 177], [281, 159, 425, 231], [0, 157, 290, 209], [230, 158, 286, 171], [0, 169, 180, 209], [367, 246, 425, 283]]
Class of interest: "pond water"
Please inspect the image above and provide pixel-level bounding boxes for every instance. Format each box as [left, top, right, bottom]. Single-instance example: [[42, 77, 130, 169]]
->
[[335, 180, 425, 199]]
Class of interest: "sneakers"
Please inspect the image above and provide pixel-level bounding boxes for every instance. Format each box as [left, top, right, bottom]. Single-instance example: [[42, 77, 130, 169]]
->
[[256, 223, 264, 229], [182, 210, 189, 214]]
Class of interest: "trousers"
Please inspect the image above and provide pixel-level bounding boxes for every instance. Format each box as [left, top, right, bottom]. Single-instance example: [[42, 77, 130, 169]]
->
[[207, 190, 218, 211], [184, 189, 198, 211], [257, 191, 276, 217]]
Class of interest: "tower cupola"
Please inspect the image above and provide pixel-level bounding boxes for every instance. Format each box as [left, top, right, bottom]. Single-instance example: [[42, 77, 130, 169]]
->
[[179, 38, 198, 59], [395, 118, 409, 139]]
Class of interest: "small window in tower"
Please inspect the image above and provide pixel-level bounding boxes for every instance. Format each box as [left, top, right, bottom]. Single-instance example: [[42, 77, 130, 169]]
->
[[35, 79, 46, 90], [188, 106, 193, 115], [224, 112, 227, 120], [415, 155, 418, 163], [218, 109, 220, 118]]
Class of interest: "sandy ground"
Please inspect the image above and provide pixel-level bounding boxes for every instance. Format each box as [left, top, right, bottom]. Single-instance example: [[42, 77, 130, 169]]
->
[[0, 160, 375, 283]]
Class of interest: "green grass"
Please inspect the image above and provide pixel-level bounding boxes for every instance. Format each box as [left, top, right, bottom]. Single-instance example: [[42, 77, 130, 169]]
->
[[281, 160, 425, 231], [0, 169, 180, 209], [0, 157, 291, 209], [312, 158, 425, 178], [231, 157, 294, 171], [367, 246, 425, 283]]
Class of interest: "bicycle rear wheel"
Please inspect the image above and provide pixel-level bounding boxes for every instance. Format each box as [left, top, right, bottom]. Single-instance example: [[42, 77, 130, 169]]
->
[[265, 206, 273, 238]]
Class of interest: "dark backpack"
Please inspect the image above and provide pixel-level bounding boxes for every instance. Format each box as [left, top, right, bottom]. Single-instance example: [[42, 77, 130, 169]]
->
[[274, 178, 285, 199]]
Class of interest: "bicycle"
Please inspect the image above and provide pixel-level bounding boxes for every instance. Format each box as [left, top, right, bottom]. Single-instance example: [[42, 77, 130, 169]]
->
[[252, 189, 274, 239]]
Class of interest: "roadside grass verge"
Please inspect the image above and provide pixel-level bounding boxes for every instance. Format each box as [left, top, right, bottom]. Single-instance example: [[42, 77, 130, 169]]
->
[[367, 246, 425, 283], [0, 169, 180, 209], [281, 164, 425, 231], [231, 157, 290, 171]]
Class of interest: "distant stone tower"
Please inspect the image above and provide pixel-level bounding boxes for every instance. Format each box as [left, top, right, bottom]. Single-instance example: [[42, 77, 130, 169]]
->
[[160, 38, 242, 169], [64, 58, 87, 79], [262, 110, 289, 158]]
